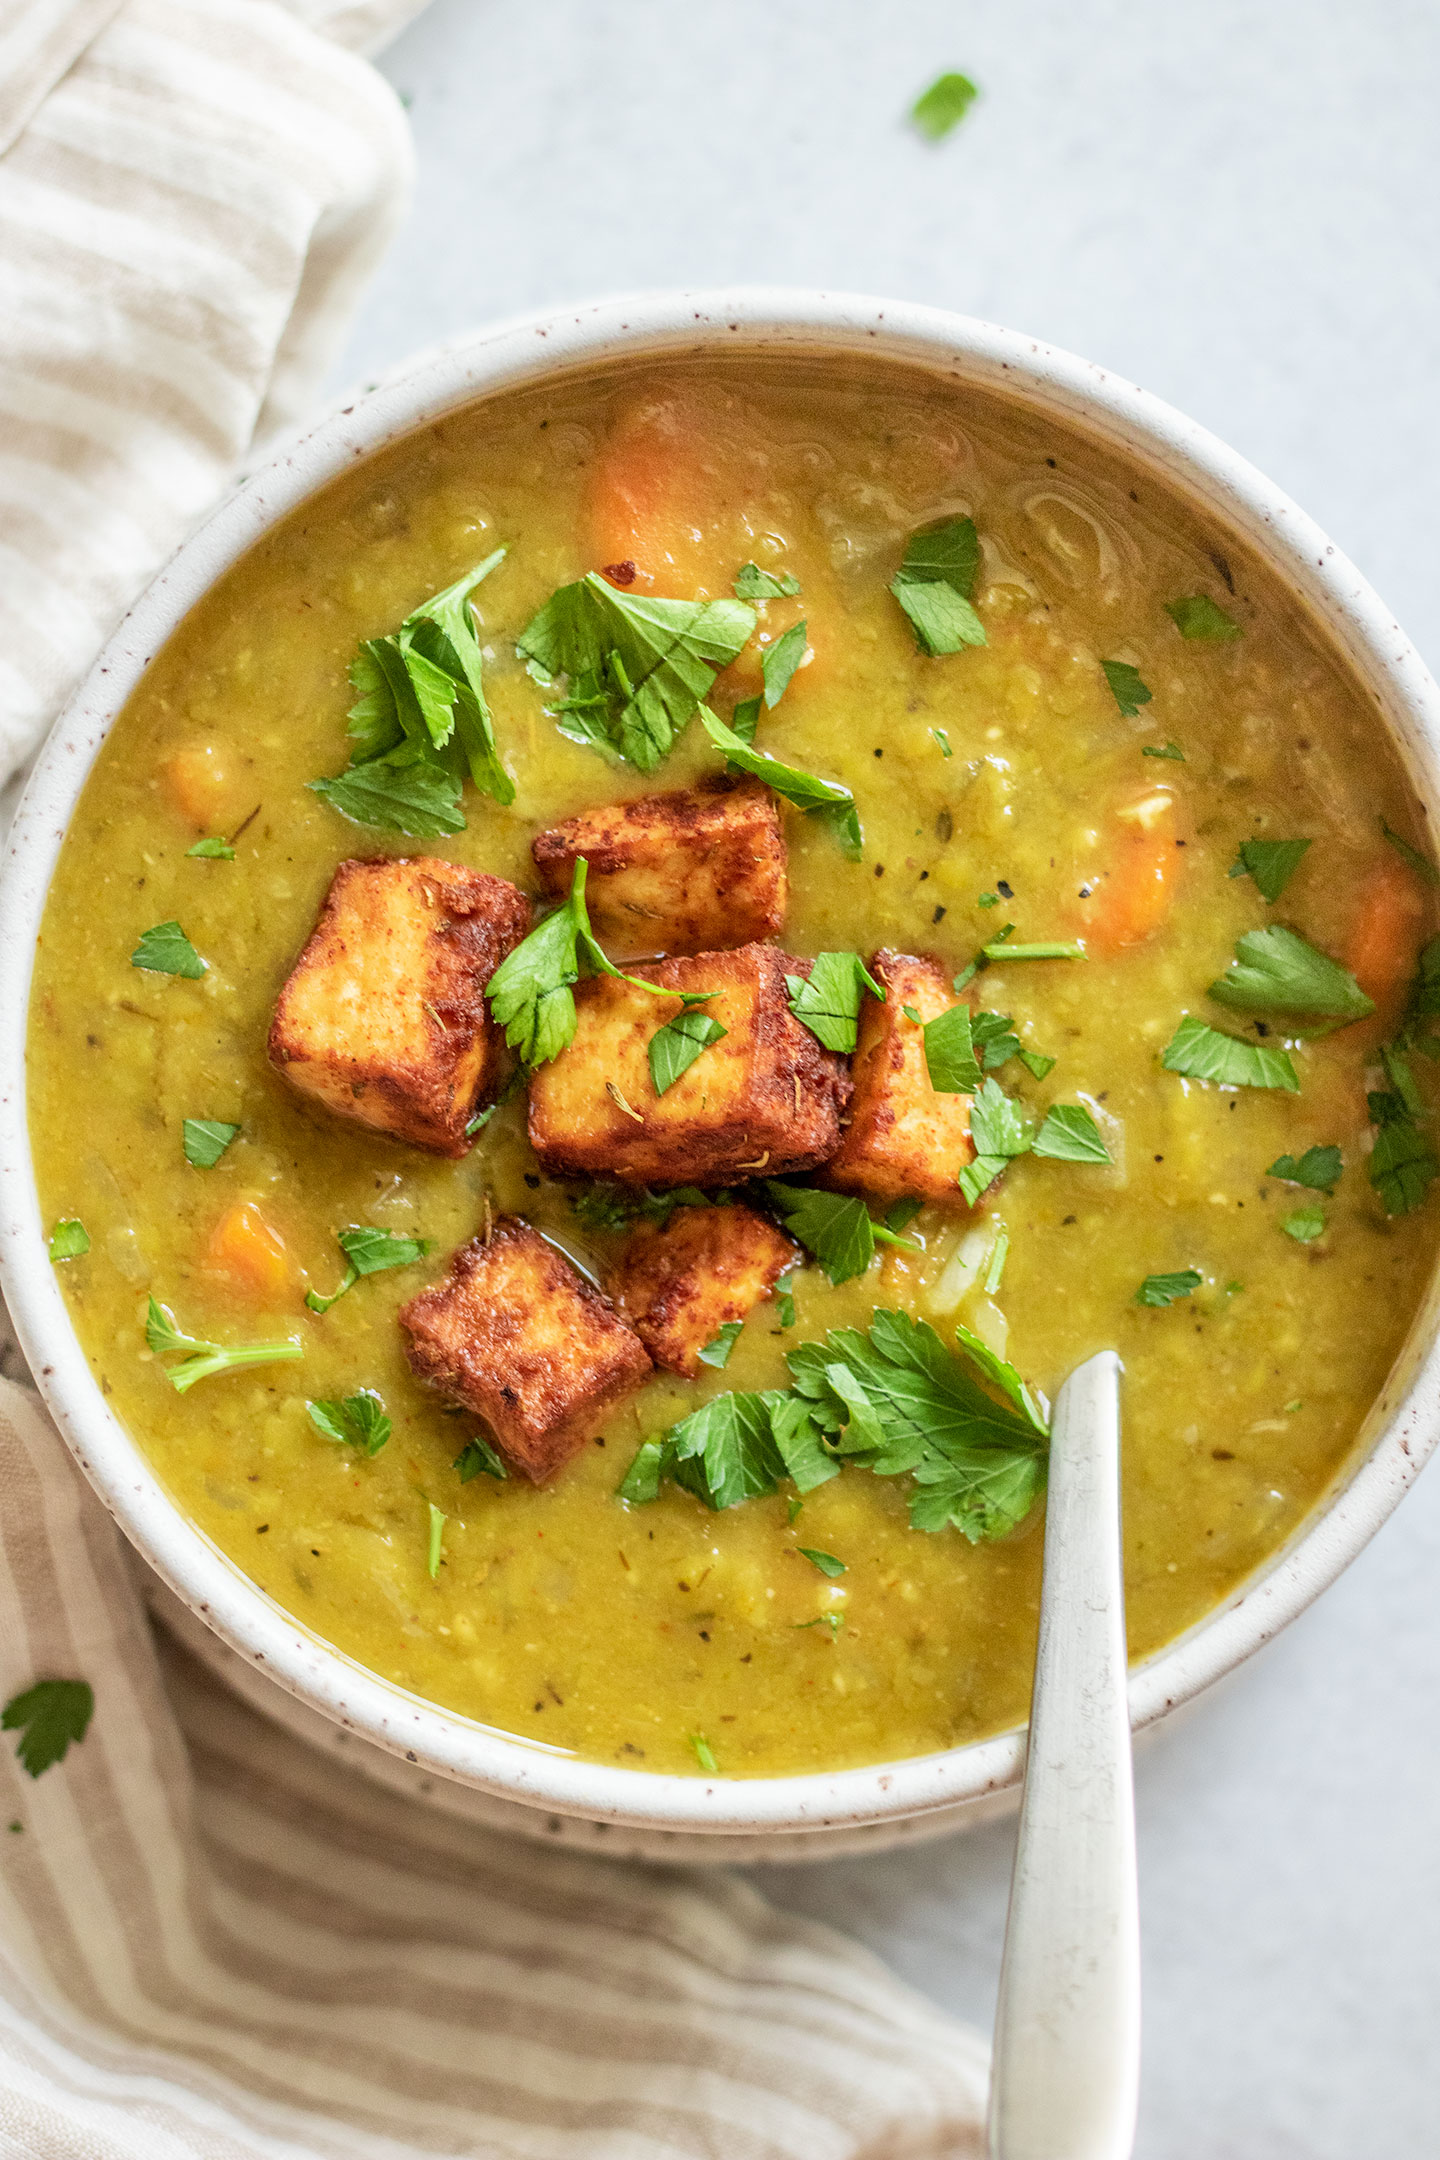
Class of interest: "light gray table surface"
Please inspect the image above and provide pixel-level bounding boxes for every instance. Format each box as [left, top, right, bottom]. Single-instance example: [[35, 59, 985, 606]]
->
[[330, 6, 1440, 2154]]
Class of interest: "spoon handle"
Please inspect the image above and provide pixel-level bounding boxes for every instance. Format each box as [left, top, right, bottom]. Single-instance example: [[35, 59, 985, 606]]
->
[[988, 1349, 1139, 2160]]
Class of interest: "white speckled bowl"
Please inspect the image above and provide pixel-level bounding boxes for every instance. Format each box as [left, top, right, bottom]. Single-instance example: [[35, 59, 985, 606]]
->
[[4, 291, 1440, 1862]]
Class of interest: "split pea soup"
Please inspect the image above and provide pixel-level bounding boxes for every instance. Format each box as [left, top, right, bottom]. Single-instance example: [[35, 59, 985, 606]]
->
[[28, 353, 1440, 1780]]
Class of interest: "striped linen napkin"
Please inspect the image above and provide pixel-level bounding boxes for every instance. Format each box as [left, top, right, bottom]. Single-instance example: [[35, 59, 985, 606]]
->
[[0, 6, 990, 2151]]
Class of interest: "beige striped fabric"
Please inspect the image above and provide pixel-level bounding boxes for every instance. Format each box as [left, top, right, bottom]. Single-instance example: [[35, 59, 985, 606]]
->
[[0, 0, 423, 786], [0, 1379, 989, 2157]]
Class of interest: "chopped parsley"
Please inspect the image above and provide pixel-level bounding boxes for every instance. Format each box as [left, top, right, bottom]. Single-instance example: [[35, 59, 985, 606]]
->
[[958, 1077, 1034, 1204], [786, 952, 884, 1053], [774, 1272, 797, 1328], [1135, 1270, 1202, 1307], [145, 1297, 301, 1392], [734, 562, 801, 601], [1031, 1103, 1111, 1163], [891, 515, 987, 656], [517, 572, 753, 770], [186, 835, 235, 860], [182, 1118, 239, 1168], [1207, 925, 1373, 1025], [455, 1436, 508, 1482], [1282, 1205, 1326, 1243], [764, 1182, 920, 1286], [647, 1001, 726, 1094], [760, 620, 808, 707], [1142, 741, 1186, 762], [1227, 838, 1312, 903], [130, 921, 205, 978], [1101, 659, 1152, 717], [306, 1226, 431, 1314], [1267, 1144, 1342, 1194], [909, 71, 979, 141], [2, 1680, 94, 1778], [307, 1390, 391, 1456], [48, 1219, 89, 1262], [798, 1547, 846, 1578], [1166, 595, 1241, 641], [699, 708, 862, 859], [982, 939, 1085, 962], [486, 857, 682, 1067], [618, 1438, 669, 1504], [921, 1002, 981, 1093], [1368, 1086, 1438, 1216], [1380, 817, 1440, 887], [932, 727, 954, 758], [1161, 1015, 1299, 1091], [983, 1232, 1009, 1295], [311, 551, 511, 832], [697, 1321, 744, 1369], [427, 1502, 447, 1579], [689, 1733, 718, 1773], [465, 1069, 522, 1138]]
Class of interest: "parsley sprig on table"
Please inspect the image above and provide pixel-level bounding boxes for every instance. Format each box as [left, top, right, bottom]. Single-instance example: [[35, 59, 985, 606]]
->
[[310, 551, 512, 834], [518, 573, 754, 770], [620, 1310, 1049, 1543], [2, 1680, 94, 1778]]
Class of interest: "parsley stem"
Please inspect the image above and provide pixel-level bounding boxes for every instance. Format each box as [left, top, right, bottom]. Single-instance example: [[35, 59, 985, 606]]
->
[[981, 941, 1085, 962], [166, 1342, 303, 1394]]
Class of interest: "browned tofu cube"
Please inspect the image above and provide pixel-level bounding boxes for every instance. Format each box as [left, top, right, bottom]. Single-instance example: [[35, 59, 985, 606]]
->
[[269, 857, 531, 1158], [527, 943, 850, 1187], [823, 950, 975, 1205], [607, 1203, 798, 1376], [399, 1218, 652, 1482], [531, 775, 786, 958]]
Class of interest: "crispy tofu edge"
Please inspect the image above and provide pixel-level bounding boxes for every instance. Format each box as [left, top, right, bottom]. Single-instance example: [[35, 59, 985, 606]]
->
[[823, 948, 975, 1205], [607, 1201, 799, 1375]]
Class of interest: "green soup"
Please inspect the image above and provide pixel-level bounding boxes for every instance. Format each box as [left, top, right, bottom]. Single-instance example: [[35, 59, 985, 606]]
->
[[27, 354, 1440, 1778]]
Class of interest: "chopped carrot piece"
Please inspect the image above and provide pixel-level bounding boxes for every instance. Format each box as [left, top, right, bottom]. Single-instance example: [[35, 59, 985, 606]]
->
[[1080, 793, 1183, 953], [582, 392, 764, 596], [204, 1202, 292, 1304], [164, 744, 241, 831], [1343, 853, 1427, 1014]]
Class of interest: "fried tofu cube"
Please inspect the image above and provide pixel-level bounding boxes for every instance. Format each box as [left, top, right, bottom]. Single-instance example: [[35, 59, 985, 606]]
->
[[531, 775, 786, 958], [527, 943, 850, 1187], [269, 857, 530, 1158], [823, 950, 975, 1205], [608, 1202, 798, 1376], [399, 1218, 652, 1482]]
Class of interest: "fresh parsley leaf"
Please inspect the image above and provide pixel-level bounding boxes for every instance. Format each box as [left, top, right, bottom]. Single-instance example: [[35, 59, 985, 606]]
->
[[2, 1680, 94, 1778], [1017, 1047, 1057, 1081], [886, 1197, 924, 1233], [186, 836, 235, 860], [517, 573, 754, 770], [1227, 838, 1312, 903], [1142, 741, 1186, 762], [1161, 1015, 1299, 1091], [144, 1297, 301, 1393], [761, 620, 807, 708], [1267, 1144, 1342, 1194], [977, 892, 1000, 909], [698, 707, 862, 859], [775, 1272, 797, 1328], [182, 1119, 239, 1168], [465, 1068, 522, 1138], [1135, 1270, 1202, 1307], [1382, 1042, 1426, 1119], [1101, 659, 1152, 717], [891, 516, 987, 656], [1368, 1090, 1439, 1215], [689, 1733, 718, 1773], [618, 1438, 671, 1504], [958, 1077, 1034, 1205], [1282, 1205, 1326, 1243], [131, 921, 205, 978], [922, 1003, 981, 1094], [305, 1226, 430, 1314], [667, 1390, 790, 1509], [1031, 1103, 1111, 1163], [764, 1183, 919, 1286], [1380, 817, 1440, 887], [910, 71, 979, 141], [307, 1389, 391, 1456], [729, 695, 762, 743], [932, 727, 953, 758], [734, 562, 801, 601], [795, 1612, 842, 1637], [697, 1321, 744, 1369], [455, 1436, 508, 1482], [427, 1501, 447, 1579], [1166, 595, 1241, 641], [1207, 925, 1374, 1024], [786, 952, 884, 1053], [309, 758, 464, 837], [647, 1002, 726, 1095], [798, 1547, 846, 1578], [48, 1219, 89, 1262]]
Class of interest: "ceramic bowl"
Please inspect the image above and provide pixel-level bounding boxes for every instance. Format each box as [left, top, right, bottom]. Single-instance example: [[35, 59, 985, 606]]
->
[[4, 290, 1439, 1860]]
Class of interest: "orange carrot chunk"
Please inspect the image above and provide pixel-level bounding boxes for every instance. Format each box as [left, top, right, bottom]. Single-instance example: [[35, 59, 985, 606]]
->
[[1081, 793, 1182, 954], [1343, 853, 1427, 1013], [204, 1202, 292, 1304], [583, 392, 757, 596], [165, 744, 240, 831]]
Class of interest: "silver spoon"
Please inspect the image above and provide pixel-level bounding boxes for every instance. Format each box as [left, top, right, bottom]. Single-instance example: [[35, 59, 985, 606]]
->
[[988, 1349, 1140, 2160]]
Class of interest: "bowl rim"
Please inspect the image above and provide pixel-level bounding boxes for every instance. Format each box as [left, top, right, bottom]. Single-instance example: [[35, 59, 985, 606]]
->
[[5, 285, 1440, 1836]]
